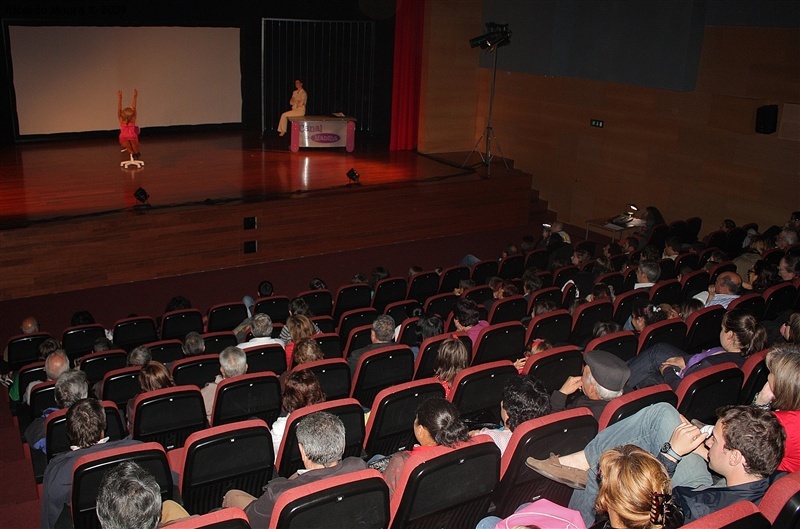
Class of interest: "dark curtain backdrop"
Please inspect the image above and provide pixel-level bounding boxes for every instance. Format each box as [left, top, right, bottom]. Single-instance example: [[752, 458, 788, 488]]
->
[[389, 0, 424, 151]]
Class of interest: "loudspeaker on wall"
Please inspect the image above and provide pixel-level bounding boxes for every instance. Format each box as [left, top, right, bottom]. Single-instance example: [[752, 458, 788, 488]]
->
[[755, 105, 778, 134]]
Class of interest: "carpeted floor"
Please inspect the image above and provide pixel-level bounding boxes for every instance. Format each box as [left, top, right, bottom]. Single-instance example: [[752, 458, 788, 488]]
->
[[0, 388, 41, 528]]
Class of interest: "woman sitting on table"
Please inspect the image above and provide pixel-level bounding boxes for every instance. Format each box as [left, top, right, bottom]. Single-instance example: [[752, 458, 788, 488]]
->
[[277, 79, 307, 137]]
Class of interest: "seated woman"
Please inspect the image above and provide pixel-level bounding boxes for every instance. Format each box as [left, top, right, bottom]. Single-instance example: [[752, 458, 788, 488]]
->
[[381, 397, 469, 495], [627, 309, 767, 390], [278, 338, 324, 389], [594, 445, 681, 529], [743, 259, 781, 293], [283, 314, 317, 369], [624, 299, 668, 334], [469, 375, 550, 455], [753, 344, 800, 472], [271, 370, 325, 461], [432, 338, 470, 399], [126, 361, 174, 432]]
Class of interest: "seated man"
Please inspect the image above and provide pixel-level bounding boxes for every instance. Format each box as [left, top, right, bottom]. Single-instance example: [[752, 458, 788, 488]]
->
[[181, 332, 205, 357], [41, 398, 141, 529], [24, 369, 88, 454], [347, 314, 395, 375], [222, 412, 367, 529], [96, 461, 188, 529], [527, 403, 785, 526], [633, 260, 661, 291], [25, 349, 70, 404], [693, 271, 742, 309], [237, 314, 284, 351], [200, 346, 247, 423], [550, 350, 630, 420]]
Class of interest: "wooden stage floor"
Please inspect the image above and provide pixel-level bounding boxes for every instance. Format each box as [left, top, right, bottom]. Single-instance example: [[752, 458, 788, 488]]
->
[[0, 131, 479, 226], [0, 131, 533, 301]]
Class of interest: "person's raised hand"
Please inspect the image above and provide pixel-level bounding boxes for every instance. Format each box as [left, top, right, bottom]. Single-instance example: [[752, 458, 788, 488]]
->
[[559, 375, 583, 396], [669, 415, 707, 457]]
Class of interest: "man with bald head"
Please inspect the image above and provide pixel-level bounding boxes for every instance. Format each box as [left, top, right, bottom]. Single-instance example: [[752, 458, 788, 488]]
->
[[2, 316, 40, 371], [24, 350, 70, 404], [693, 271, 742, 309]]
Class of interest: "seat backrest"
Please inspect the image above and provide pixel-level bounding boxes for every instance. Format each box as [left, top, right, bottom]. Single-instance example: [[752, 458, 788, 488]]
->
[[438, 266, 471, 294], [636, 318, 688, 355], [423, 292, 459, 320], [597, 384, 678, 431], [200, 331, 238, 354], [314, 333, 342, 360], [29, 380, 57, 421], [337, 307, 378, 341], [498, 254, 525, 280], [132, 386, 207, 450], [523, 346, 583, 394], [594, 271, 624, 296], [525, 309, 572, 346], [342, 325, 374, 359], [79, 350, 128, 385], [6, 332, 50, 372], [488, 295, 528, 325], [253, 295, 291, 324], [101, 366, 142, 409], [396, 317, 420, 347], [727, 293, 765, 321], [525, 249, 549, 271], [675, 252, 700, 273], [160, 309, 205, 341], [685, 217, 702, 243], [310, 315, 335, 333], [351, 345, 415, 408], [708, 261, 737, 285], [112, 316, 159, 351], [275, 399, 366, 478], [680, 269, 711, 302], [552, 265, 579, 289], [492, 408, 598, 518], [269, 469, 390, 529], [681, 500, 769, 529], [527, 286, 562, 313], [206, 303, 249, 333], [145, 339, 185, 364], [471, 259, 499, 285], [211, 372, 282, 426], [245, 344, 288, 375], [724, 227, 748, 257], [758, 470, 800, 526], [644, 223, 669, 250], [363, 379, 446, 459], [450, 361, 518, 427], [71, 442, 171, 529], [297, 289, 334, 318], [739, 349, 769, 405], [472, 322, 526, 366], [584, 331, 638, 363], [682, 304, 725, 354], [389, 437, 501, 529], [406, 271, 440, 303], [613, 289, 649, 326], [171, 353, 223, 388], [763, 283, 798, 321], [17, 361, 47, 397], [46, 401, 127, 461], [649, 278, 681, 305], [463, 285, 494, 305], [371, 277, 408, 314], [62, 324, 106, 360], [177, 419, 274, 515], [668, 220, 688, 242], [570, 300, 614, 345], [675, 362, 744, 424], [164, 507, 251, 529], [294, 358, 352, 401], [332, 284, 371, 322], [384, 300, 423, 326]]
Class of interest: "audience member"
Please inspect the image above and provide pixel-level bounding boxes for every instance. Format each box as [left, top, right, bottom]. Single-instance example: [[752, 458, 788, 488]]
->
[[282, 314, 316, 369], [41, 398, 142, 529], [25, 369, 88, 453], [200, 346, 247, 423], [24, 349, 69, 404], [592, 321, 621, 339], [776, 228, 798, 250], [469, 375, 550, 455], [223, 412, 366, 529], [126, 361, 175, 432], [743, 259, 781, 293], [1, 315, 41, 376], [628, 309, 766, 390], [531, 300, 559, 317], [380, 398, 469, 495], [693, 271, 742, 308], [528, 403, 785, 526], [181, 331, 205, 357], [368, 266, 390, 294], [308, 277, 327, 290], [550, 350, 630, 420], [733, 236, 771, 279], [238, 314, 284, 351], [346, 314, 395, 375], [635, 206, 666, 248], [453, 299, 489, 346], [94, 345, 151, 399], [634, 260, 661, 291], [278, 298, 321, 345], [779, 255, 799, 281], [625, 299, 668, 334], [432, 338, 470, 398], [270, 370, 326, 460], [453, 278, 475, 297]]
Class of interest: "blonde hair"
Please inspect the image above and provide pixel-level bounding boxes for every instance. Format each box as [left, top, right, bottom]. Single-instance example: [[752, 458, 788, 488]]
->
[[121, 107, 135, 123], [767, 344, 800, 410], [595, 445, 672, 529], [287, 314, 315, 343]]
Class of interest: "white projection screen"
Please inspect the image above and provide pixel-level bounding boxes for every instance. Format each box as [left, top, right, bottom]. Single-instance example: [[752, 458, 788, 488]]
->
[[8, 26, 242, 136]]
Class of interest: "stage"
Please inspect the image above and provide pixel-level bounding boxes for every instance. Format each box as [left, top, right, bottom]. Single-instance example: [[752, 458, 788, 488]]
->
[[0, 131, 533, 301]]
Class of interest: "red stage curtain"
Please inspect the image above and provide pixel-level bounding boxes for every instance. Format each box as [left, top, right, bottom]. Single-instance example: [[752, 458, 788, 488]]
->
[[389, 0, 425, 151]]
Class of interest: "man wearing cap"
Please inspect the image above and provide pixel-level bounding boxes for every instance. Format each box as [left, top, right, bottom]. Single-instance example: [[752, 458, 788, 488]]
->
[[549, 350, 630, 420]]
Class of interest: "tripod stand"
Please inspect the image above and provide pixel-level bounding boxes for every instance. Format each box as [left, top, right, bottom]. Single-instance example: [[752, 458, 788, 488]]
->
[[463, 46, 509, 177]]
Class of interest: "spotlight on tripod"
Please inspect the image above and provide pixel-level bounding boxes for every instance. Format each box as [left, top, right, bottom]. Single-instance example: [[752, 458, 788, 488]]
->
[[346, 168, 361, 186]]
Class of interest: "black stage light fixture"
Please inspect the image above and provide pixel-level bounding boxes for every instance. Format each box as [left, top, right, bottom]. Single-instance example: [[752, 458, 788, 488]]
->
[[469, 22, 512, 50], [133, 187, 150, 208], [346, 168, 361, 186]]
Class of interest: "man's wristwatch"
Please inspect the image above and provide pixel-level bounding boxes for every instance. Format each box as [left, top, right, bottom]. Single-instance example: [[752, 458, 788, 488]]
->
[[660, 442, 682, 461]]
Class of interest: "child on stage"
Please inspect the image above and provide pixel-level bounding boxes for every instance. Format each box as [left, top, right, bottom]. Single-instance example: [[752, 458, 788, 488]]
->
[[118, 89, 141, 160]]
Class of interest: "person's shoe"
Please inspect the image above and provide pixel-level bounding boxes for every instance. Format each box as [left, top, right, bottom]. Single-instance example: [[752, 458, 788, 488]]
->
[[525, 453, 587, 490], [133, 152, 141, 160]]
